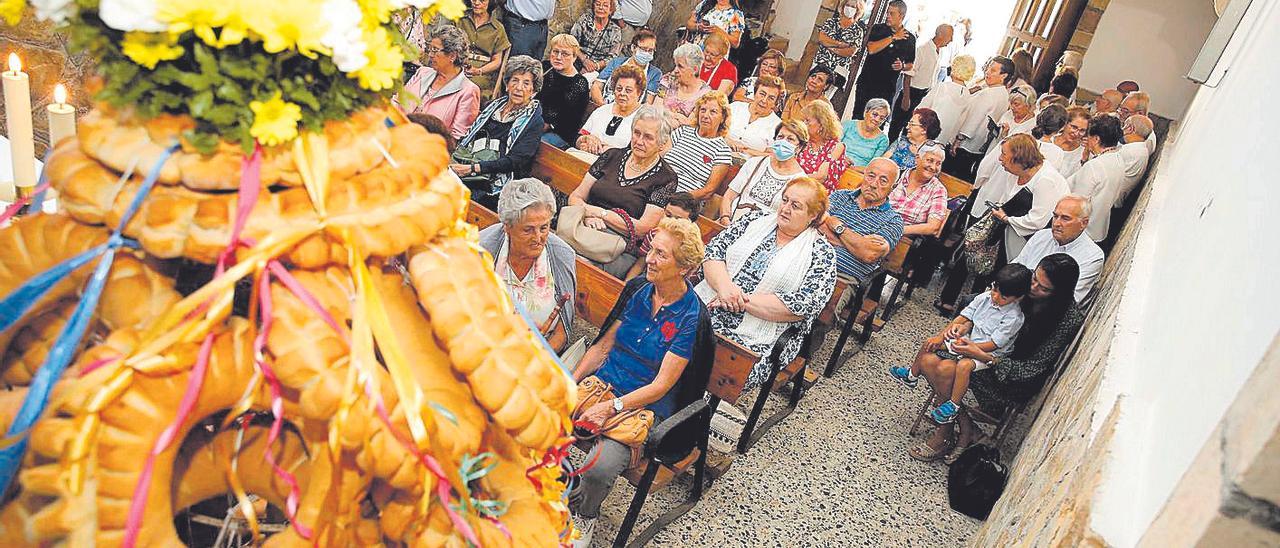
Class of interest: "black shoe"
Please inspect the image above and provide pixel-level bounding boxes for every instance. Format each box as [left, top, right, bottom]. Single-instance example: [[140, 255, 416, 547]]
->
[[932, 299, 956, 318]]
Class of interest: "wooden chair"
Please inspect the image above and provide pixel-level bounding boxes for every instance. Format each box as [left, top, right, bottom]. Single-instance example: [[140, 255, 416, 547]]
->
[[908, 390, 1022, 446], [822, 238, 912, 378]]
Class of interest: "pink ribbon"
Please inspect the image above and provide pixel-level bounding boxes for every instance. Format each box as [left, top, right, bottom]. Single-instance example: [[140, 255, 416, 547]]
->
[[0, 180, 51, 224]]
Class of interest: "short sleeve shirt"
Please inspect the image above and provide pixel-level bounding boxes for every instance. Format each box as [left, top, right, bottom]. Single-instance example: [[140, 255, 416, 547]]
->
[[815, 16, 866, 72], [959, 290, 1026, 357], [658, 73, 712, 118], [826, 189, 906, 281], [586, 147, 679, 219], [570, 14, 623, 64], [458, 15, 511, 92], [840, 120, 890, 166], [698, 60, 738, 92], [859, 23, 915, 85], [599, 56, 664, 100], [666, 125, 733, 193], [596, 281, 701, 419], [888, 171, 949, 227], [579, 103, 637, 150], [694, 1, 746, 44]]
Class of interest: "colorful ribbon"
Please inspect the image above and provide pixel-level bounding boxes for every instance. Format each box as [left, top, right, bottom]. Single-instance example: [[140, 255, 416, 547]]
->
[[0, 144, 177, 496]]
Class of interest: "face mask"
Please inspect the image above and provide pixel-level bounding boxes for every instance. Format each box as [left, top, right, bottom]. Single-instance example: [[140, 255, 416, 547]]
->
[[770, 140, 797, 161], [633, 49, 654, 66], [842, 5, 858, 18]]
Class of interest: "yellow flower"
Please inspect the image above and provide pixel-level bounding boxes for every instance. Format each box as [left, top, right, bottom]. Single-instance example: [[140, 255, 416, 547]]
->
[[357, 0, 393, 23], [427, 0, 466, 21], [157, 0, 248, 48], [0, 0, 25, 26], [245, 0, 327, 57], [121, 31, 186, 69], [351, 26, 402, 91], [249, 93, 303, 147]]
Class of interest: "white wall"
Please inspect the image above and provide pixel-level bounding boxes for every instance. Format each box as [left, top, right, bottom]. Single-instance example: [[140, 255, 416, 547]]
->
[[1088, 1, 1280, 545], [769, 0, 824, 59], [1078, 0, 1217, 119]]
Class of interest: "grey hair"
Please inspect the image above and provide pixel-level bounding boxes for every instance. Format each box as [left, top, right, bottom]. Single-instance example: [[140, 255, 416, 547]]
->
[[864, 97, 891, 117], [505, 55, 544, 93], [431, 26, 470, 66], [1010, 84, 1037, 106], [632, 105, 673, 145], [1059, 193, 1092, 220], [1125, 114, 1154, 138], [672, 43, 705, 70], [497, 178, 557, 226]]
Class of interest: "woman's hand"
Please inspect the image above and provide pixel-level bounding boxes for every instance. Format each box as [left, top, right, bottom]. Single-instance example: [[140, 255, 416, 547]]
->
[[449, 163, 475, 176], [713, 283, 749, 313], [578, 135, 604, 154], [991, 207, 1009, 222], [585, 216, 608, 230], [579, 401, 616, 426]]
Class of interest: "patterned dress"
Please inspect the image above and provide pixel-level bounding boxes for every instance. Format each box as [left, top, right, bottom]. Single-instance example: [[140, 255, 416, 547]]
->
[[702, 210, 838, 387], [796, 139, 851, 192], [814, 16, 866, 73], [693, 1, 746, 46]]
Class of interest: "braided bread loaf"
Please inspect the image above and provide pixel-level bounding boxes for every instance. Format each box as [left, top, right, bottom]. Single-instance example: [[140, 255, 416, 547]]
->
[[408, 238, 575, 452]]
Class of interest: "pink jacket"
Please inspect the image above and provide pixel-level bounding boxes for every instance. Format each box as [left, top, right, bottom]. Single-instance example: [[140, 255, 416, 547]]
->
[[399, 66, 481, 139]]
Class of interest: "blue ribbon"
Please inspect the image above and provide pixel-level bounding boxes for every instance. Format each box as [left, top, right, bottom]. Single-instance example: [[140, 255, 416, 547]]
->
[[512, 298, 572, 377], [0, 144, 177, 494], [28, 147, 55, 214]]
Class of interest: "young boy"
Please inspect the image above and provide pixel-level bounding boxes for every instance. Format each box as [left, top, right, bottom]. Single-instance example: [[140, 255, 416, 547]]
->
[[889, 263, 1033, 424], [623, 192, 701, 280]]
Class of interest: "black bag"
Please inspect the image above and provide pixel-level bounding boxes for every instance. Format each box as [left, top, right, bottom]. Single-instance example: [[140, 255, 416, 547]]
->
[[947, 444, 1008, 520], [452, 130, 502, 196]]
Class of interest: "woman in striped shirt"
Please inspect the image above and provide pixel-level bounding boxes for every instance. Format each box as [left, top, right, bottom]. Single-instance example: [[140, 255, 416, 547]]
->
[[665, 91, 735, 200]]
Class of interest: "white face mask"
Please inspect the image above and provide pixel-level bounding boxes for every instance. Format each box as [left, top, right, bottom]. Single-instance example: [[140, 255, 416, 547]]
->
[[842, 5, 858, 18]]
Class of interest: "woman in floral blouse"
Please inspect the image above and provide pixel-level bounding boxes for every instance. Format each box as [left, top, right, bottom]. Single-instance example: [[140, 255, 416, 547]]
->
[[796, 100, 850, 192], [687, 0, 746, 48]]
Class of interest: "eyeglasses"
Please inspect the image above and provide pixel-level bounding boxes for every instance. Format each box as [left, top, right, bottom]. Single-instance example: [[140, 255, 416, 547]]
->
[[549, 49, 574, 59], [426, 46, 443, 55]]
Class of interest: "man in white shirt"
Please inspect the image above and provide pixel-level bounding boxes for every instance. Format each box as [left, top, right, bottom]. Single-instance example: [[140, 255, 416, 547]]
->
[[1116, 91, 1157, 154], [1013, 195, 1104, 303], [1069, 114, 1126, 242], [1117, 114, 1152, 203], [727, 76, 784, 156], [1092, 88, 1123, 116], [503, 0, 554, 59], [890, 24, 953, 140], [945, 56, 1014, 180], [612, 0, 651, 43]]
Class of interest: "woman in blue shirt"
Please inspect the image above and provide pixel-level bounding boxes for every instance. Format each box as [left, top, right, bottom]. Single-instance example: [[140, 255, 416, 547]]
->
[[841, 98, 891, 169], [568, 217, 706, 546]]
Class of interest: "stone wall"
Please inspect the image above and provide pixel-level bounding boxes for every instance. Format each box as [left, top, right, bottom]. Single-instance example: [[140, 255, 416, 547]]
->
[[0, 16, 94, 156]]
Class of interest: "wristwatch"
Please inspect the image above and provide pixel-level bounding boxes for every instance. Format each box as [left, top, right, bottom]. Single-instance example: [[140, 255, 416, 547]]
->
[[611, 398, 624, 413], [833, 223, 847, 236], [471, 163, 480, 175]]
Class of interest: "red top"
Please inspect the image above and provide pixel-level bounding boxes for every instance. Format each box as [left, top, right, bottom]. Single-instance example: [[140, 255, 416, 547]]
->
[[698, 59, 738, 92], [797, 139, 850, 192]]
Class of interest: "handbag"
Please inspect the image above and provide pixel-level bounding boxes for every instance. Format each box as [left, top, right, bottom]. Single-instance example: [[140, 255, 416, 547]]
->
[[555, 205, 636, 263], [572, 376, 654, 449], [962, 209, 1002, 277], [451, 130, 502, 195], [727, 157, 769, 222], [947, 444, 1008, 520]]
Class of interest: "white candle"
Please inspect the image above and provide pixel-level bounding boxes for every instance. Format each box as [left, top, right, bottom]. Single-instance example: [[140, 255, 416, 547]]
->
[[3, 53, 36, 190], [47, 83, 76, 148]]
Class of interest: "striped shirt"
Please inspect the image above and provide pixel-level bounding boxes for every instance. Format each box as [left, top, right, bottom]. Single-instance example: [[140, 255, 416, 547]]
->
[[666, 125, 733, 194], [827, 189, 905, 281]]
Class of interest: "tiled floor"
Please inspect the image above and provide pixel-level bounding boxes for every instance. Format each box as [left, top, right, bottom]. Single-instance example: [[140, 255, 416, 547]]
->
[[569, 284, 994, 546]]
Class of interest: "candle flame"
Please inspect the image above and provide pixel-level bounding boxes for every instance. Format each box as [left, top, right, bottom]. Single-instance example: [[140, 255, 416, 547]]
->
[[7, 53, 20, 73], [54, 83, 68, 104]]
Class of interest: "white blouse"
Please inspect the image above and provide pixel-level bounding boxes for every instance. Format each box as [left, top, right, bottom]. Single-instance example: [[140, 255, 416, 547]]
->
[[918, 80, 971, 146]]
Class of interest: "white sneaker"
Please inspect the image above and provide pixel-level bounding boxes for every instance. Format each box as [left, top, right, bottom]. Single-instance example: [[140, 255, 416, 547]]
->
[[571, 513, 597, 548]]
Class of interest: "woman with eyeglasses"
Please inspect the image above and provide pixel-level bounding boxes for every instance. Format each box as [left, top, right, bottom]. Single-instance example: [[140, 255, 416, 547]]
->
[[397, 26, 481, 139], [841, 98, 891, 170], [654, 43, 712, 128], [576, 64, 647, 155], [882, 107, 942, 172], [1052, 106, 1091, 179], [451, 55, 546, 206], [993, 84, 1038, 147], [698, 30, 739, 97], [732, 49, 787, 113], [538, 34, 591, 149], [570, 0, 624, 74], [718, 119, 809, 224]]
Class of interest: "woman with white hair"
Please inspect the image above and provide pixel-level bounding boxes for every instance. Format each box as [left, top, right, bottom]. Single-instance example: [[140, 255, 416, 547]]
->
[[993, 84, 1038, 147], [654, 43, 712, 127], [478, 178, 578, 351], [918, 54, 975, 146], [840, 98, 892, 169], [451, 55, 547, 207], [567, 105, 680, 276]]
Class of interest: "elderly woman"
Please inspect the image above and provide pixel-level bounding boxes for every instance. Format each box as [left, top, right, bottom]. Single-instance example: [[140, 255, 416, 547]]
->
[[538, 34, 590, 149], [994, 84, 1038, 146], [732, 48, 788, 111], [796, 100, 849, 192], [814, 0, 866, 77], [840, 98, 891, 169], [570, 0, 623, 74], [719, 119, 808, 223], [666, 91, 734, 199], [478, 179, 577, 352], [918, 54, 975, 146], [883, 107, 942, 171], [698, 30, 739, 96], [569, 218, 709, 546], [575, 63, 647, 155], [654, 43, 712, 128], [697, 177, 837, 387], [567, 106, 680, 276], [913, 253, 1082, 461], [398, 26, 481, 139], [451, 55, 546, 207], [458, 0, 510, 100], [885, 143, 951, 291]]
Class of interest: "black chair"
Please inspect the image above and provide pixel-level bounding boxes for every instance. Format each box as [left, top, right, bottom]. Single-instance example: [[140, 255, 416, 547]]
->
[[823, 269, 887, 378], [736, 323, 813, 454]]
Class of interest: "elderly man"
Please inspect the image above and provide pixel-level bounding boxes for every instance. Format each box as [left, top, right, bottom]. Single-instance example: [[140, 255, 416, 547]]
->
[[727, 75, 784, 156], [890, 23, 953, 140], [1092, 88, 1123, 115], [1117, 91, 1157, 153], [1118, 114, 1153, 202], [1012, 195, 1104, 302], [821, 158, 907, 284], [1069, 114, 1126, 242]]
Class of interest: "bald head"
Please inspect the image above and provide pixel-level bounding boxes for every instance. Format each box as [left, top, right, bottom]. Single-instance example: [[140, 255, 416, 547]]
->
[[1124, 114, 1153, 142], [933, 24, 954, 47], [1095, 89, 1124, 114], [1056, 51, 1083, 75], [861, 158, 901, 204]]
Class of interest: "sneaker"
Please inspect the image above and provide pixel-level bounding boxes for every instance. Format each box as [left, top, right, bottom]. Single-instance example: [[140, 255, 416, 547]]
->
[[571, 513, 597, 548], [887, 366, 919, 389], [930, 400, 959, 424]]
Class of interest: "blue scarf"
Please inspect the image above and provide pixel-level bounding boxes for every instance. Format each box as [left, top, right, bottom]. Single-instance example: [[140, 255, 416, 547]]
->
[[460, 95, 540, 193]]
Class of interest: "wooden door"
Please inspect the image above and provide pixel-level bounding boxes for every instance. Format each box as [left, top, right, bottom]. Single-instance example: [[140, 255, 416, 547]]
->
[[1000, 0, 1088, 90]]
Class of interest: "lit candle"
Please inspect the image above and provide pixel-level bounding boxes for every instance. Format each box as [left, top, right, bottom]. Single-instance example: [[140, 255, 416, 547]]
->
[[3, 53, 36, 194], [47, 83, 76, 148]]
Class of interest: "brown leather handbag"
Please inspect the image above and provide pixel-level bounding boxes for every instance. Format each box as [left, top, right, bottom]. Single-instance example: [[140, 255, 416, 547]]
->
[[572, 376, 654, 449]]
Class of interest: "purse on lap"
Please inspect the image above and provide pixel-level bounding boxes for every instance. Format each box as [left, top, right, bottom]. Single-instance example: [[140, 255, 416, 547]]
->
[[556, 204, 636, 263], [572, 376, 655, 450], [451, 130, 501, 195]]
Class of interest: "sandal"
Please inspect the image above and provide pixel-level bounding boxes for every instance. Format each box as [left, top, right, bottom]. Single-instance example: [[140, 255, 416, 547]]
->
[[943, 432, 996, 465], [908, 437, 955, 462]]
